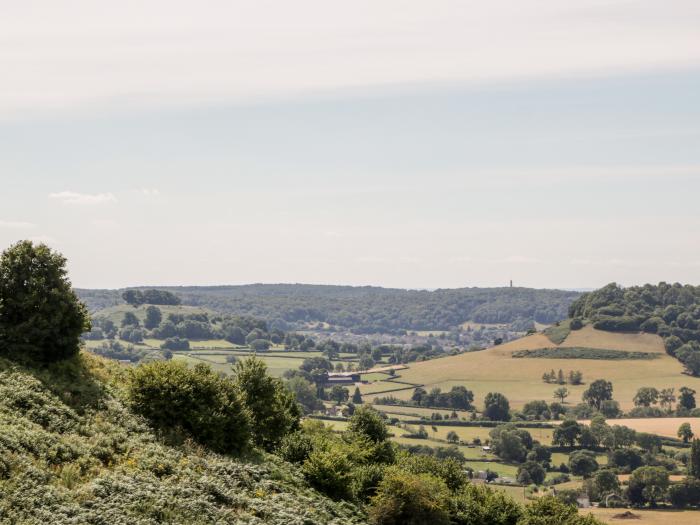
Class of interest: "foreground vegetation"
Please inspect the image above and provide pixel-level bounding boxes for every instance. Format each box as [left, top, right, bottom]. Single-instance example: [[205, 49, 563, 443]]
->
[[0, 240, 617, 524]]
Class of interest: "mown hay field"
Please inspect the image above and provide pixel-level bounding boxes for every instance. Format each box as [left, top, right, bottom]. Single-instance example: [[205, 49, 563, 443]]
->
[[571, 417, 700, 438], [361, 326, 700, 410]]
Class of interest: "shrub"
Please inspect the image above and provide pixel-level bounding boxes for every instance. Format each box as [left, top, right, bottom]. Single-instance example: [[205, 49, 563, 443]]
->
[[449, 483, 522, 525], [277, 431, 313, 464], [302, 448, 354, 500], [127, 361, 251, 454], [368, 467, 451, 525], [520, 496, 604, 525]]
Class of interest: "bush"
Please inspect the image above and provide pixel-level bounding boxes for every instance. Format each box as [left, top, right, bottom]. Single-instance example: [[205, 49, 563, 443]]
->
[[368, 467, 451, 525], [302, 448, 354, 500], [520, 496, 604, 525], [449, 483, 522, 525], [0, 241, 90, 362], [127, 361, 251, 454], [277, 431, 313, 464]]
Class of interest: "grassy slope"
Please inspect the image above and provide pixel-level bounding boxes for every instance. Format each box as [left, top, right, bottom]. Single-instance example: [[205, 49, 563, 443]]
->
[[363, 325, 700, 410], [0, 352, 365, 525]]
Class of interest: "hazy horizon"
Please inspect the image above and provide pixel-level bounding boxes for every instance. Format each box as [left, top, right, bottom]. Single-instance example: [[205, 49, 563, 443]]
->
[[2, 1, 699, 289]]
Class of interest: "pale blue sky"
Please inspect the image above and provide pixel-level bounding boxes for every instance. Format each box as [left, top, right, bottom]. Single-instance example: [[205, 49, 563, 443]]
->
[[1, 1, 699, 289]]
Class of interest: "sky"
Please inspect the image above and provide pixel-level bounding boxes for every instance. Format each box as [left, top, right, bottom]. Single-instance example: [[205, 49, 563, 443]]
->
[[1, 0, 699, 290]]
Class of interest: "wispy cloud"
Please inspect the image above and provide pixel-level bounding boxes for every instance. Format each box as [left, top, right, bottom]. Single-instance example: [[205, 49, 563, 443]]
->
[[0, 220, 35, 229], [49, 191, 116, 205], [2, 1, 699, 118]]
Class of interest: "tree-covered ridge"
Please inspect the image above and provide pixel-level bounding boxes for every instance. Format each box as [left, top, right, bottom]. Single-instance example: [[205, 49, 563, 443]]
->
[[77, 284, 580, 334], [569, 282, 700, 375]]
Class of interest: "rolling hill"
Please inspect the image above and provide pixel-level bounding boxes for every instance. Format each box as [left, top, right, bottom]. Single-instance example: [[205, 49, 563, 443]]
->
[[362, 324, 700, 411], [77, 284, 580, 334]]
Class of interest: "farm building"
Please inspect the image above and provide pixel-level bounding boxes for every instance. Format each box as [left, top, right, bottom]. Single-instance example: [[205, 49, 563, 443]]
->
[[325, 373, 360, 385]]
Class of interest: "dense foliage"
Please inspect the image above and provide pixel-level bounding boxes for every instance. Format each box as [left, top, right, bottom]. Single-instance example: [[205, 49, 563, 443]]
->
[[78, 284, 580, 334], [0, 355, 365, 524], [514, 347, 657, 360], [127, 361, 252, 454], [0, 241, 90, 362]]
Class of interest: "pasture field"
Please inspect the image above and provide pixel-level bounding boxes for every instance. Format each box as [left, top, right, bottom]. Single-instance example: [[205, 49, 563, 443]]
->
[[173, 352, 309, 377], [587, 507, 700, 525], [362, 325, 700, 410], [372, 404, 470, 420]]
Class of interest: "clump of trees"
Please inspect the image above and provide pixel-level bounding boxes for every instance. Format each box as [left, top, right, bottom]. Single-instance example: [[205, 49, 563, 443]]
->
[[542, 369, 583, 385], [122, 289, 181, 307]]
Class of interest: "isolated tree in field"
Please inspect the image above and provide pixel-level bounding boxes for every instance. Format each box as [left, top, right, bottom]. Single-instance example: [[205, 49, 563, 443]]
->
[[483, 392, 510, 421], [678, 423, 694, 443], [233, 357, 301, 451], [690, 439, 700, 478], [446, 430, 459, 444], [352, 386, 363, 404], [633, 387, 659, 407], [330, 385, 349, 405], [554, 387, 569, 403], [583, 379, 613, 410], [542, 371, 553, 383], [679, 387, 696, 411], [659, 388, 676, 412], [0, 241, 89, 362], [144, 305, 162, 330]]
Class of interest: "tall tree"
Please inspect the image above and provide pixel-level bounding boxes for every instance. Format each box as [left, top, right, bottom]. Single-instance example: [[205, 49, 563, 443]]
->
[[0, 241, 89, 362], [633, 387, 659, 407], [144, 305, 162, 330], [233, 357, 300, 451], [583, 379, 613, 410], [679, 387, 697, 411], [483, 392, 510, 421], [690, 439, 700, 478], [677, 423, 694, 443], [553, 387, 569, 403]]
